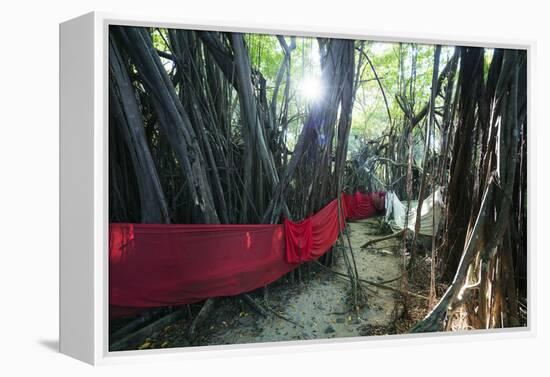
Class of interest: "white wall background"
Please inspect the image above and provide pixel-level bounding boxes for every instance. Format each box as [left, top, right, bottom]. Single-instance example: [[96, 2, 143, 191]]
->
[[1, 0, 548, 374]]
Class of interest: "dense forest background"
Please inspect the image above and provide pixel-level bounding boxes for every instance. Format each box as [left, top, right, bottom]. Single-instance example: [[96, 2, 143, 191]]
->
[[109, 26, 527, 338]]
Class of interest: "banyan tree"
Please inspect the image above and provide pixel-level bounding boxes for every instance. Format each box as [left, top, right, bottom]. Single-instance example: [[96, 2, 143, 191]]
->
[[107, 25, 527, 350]]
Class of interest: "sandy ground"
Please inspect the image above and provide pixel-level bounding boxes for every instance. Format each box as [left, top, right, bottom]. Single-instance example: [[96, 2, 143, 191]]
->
[[123, 217, 404, 350]]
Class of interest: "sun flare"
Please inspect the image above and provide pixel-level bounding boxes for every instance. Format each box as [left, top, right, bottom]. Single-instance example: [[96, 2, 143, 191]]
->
[[299, 76, 324, 102]]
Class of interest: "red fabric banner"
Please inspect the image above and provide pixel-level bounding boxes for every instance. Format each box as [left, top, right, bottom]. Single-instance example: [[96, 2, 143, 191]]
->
[[110, 193, 383, 317], [284, 217, 313, 263], [110, 223, 290, 314], [284, 198, 346, 263], [343, 191, 386, 220]]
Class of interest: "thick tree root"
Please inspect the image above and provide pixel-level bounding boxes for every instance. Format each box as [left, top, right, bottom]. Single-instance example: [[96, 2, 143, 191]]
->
[[361, 229, 406, 249], [188, 298, 216, 343], [110, 308, 166, 344], [241, 293, 268, 317], [109, 308, 186, 351]]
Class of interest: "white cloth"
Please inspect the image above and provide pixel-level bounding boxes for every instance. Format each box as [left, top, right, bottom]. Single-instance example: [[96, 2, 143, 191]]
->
[[385, 187, 444, 236]]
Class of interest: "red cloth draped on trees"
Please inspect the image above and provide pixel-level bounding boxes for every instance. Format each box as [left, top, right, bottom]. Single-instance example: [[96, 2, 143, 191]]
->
[[284, 198, 346, 263], [343, 191, 386, 220], [284, 217, 314, 263], [110, 192, 384, 317]]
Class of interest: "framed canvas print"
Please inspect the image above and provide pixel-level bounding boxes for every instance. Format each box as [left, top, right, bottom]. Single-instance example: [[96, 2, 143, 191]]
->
[[59, 12, 532, 365]]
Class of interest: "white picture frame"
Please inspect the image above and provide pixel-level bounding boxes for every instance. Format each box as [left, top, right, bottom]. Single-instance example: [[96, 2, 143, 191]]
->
[[59, 11, 535, 365]]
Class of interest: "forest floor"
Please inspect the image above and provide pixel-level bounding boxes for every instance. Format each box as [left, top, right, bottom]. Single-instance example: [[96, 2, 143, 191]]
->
[[115, 217, 435, 350]]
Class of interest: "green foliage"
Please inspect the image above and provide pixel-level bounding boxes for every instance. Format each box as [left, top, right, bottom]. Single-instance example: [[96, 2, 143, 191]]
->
[[246, 34, 283, 79], [151, 28, 169, 52]]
